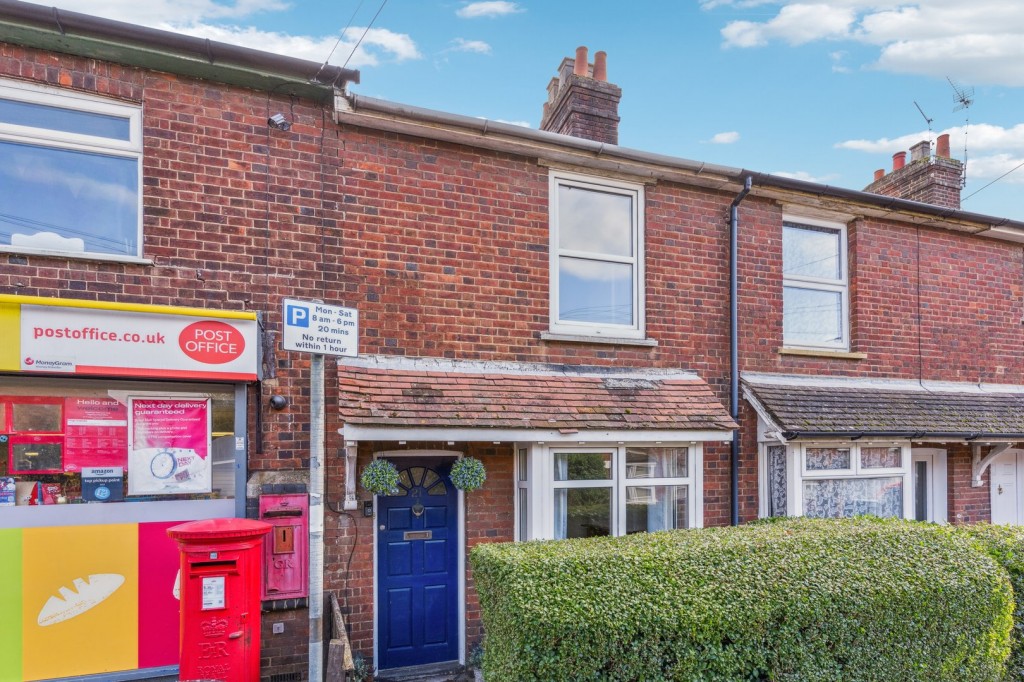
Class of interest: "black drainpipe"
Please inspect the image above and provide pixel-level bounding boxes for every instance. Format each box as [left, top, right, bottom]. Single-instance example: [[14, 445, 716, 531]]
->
[[729, 176, 753, 526]]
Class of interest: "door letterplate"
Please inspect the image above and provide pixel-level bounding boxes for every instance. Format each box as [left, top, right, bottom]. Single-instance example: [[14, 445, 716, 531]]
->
[[403, 530, 432, 541]]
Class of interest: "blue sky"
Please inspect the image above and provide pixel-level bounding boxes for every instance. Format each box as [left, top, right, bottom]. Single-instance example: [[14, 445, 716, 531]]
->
[[31, 0, 1024, 220]]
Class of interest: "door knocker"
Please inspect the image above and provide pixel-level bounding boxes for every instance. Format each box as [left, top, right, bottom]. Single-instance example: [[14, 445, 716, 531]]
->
[[412, 502, 425, 517]]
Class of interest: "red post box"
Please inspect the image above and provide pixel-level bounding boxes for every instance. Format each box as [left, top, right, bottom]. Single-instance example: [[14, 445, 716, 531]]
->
[[168, 518, 271, 682], [259, 493, 309, 600]]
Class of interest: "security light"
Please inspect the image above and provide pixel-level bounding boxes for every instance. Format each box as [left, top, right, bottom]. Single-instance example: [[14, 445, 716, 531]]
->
[[268, 113, 292, 131]]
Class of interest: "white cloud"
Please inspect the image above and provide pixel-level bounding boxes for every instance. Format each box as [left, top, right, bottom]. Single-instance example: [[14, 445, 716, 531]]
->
[[837, 124, 1024, 155], [449, 39, 492, 55], [836, 123, 1024, 182], [456, 1, 524, 19], [711, 1, 1024, 86], [770, 170, 840, 183], [43, 1, 420, 68], [709, 131, 741, 144], [165, 23, 420, 67], [963, 153, 1024, 184], [721, 4, 855, 48], [36, 0, 287, 27]]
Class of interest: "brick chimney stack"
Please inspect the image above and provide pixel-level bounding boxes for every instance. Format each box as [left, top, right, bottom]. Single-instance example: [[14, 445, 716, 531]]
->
[[864, 133, 963, 209], [540, 46, 622, 145]]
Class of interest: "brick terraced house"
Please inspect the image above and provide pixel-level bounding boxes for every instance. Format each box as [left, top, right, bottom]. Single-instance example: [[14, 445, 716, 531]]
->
[[2, 3, 1024, 680]]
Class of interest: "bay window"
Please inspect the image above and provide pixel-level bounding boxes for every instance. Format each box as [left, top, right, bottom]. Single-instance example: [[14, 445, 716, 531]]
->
[[761, 442, 912, 519], [519, 443, 700, 541]]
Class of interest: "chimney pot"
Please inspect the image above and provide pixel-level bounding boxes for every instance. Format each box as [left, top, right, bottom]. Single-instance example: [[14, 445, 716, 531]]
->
[[593, 51, 607, 82], [910, 141, 930, 163], [937, 133, 951, 158], [873, 169, 885, 182], [574, 46, 589, 77], [893, 151, 907, 171]]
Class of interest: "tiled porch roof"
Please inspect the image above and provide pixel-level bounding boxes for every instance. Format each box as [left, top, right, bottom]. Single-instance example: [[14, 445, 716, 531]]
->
[[743, 379, 1024, 438], [338, 366, 737, 432]]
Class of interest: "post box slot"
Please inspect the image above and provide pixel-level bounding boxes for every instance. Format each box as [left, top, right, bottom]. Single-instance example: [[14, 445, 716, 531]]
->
[[189, 559, 238, 575], [263, 508, 303, 517]]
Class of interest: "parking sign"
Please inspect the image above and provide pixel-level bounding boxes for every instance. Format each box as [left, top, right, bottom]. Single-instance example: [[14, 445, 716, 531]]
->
[[281, 299, 358, 357]]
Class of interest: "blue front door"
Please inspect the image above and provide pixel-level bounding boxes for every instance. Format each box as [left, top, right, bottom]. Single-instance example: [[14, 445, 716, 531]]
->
[[377, 458, 459, 669]]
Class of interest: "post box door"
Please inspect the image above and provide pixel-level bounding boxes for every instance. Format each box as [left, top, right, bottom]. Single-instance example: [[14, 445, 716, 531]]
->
[[182, 555, 253, 682], [259, 494, 308, 600]]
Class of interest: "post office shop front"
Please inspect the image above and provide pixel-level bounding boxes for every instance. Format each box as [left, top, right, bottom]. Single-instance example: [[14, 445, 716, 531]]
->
[[0, 294, 257, 681]]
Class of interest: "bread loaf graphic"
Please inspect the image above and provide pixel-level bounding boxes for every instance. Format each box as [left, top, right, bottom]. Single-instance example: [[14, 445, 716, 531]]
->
[[37, 574, 126, 626]]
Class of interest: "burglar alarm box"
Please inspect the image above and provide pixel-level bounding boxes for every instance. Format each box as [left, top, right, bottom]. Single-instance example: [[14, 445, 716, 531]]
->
[[258, 494, 309, 600]]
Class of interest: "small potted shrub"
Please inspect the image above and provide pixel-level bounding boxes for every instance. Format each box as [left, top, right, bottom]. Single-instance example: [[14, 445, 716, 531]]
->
[[450, 457, 487, 492], [361, 458, 400, 496]]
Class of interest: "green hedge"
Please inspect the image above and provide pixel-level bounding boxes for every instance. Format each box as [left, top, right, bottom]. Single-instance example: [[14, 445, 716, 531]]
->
[[950, 523, 1024, 680], [470, 518, 1013, 681]]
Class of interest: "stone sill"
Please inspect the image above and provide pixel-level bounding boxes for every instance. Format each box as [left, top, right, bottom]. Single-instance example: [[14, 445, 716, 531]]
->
[[540, 332, 658, 347], [778, 347, 867, 360]]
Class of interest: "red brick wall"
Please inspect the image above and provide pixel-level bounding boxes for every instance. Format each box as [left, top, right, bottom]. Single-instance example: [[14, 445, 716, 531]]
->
[[948, 445, 991, 524]]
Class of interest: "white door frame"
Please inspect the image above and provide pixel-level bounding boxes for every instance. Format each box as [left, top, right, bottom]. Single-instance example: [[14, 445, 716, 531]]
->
[[910, 448, 947, 524], [371, 449, 466, 671]]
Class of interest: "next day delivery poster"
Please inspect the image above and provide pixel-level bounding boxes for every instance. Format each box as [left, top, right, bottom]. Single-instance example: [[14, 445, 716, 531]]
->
[[128, 397, 211, 495]]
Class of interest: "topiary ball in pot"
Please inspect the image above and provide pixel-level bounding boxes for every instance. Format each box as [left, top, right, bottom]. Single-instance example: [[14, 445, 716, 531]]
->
[[361, 458, 400, 496], [450, 457, 487, 492]]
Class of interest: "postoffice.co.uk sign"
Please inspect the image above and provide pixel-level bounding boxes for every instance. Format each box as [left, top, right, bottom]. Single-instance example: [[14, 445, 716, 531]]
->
[[1, 295, 258, 381]]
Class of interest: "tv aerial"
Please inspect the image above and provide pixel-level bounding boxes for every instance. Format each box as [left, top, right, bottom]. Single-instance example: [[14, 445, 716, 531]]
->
[[914, 100, 934, 138], [947, 76, 974, 111], [946, 76, 974, 187]]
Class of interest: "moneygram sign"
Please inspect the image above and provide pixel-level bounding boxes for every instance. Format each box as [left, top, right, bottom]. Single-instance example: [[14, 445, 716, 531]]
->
[[0, 295, 258, 381]]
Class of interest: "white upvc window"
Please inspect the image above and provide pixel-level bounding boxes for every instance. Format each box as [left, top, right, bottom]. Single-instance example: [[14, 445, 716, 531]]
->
[[760, 441, 912, 519], [782, 218, 849, 350], [517, 443, 700, 541], [0, 79, 143, 259], [549, 171, 644, 339]]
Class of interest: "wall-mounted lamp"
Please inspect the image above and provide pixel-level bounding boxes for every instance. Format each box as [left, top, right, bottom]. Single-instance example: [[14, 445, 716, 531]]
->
[[269, 395, 288, 410], [268, 113, 292, 131]]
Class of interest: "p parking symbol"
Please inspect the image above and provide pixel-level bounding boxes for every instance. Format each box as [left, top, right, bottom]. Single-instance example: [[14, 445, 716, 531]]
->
[[286, 304, 309, 328]]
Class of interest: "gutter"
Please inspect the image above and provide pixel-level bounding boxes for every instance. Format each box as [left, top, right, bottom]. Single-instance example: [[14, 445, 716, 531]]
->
[[728, 177, 752, 526], [0, 0, 358, 99], [779, 430, 1024, 441]]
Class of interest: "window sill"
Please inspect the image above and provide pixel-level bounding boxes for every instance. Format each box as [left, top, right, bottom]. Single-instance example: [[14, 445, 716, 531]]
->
[[2, 247, 152, 266], [541, 332, 659, 347], [778, 347, 867, 360]]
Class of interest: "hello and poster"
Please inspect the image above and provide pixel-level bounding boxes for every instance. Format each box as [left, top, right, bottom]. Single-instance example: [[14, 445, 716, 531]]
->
[[128, 398, 212, 495]]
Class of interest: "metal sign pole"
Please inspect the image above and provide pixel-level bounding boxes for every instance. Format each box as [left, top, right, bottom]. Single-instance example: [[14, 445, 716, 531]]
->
[[308, 352, 325, 682]]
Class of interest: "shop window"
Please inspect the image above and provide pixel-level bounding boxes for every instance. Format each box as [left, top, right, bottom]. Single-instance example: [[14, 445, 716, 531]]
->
[[0, 376, 239, 508], [782, 220, 849, 350], [549, 170, 645, 340], [0, 78, 143, 259]]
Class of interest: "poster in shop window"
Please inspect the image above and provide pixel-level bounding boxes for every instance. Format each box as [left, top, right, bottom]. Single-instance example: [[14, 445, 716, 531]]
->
[[63, 397, 129, 471], [127, 397, 211, 495]]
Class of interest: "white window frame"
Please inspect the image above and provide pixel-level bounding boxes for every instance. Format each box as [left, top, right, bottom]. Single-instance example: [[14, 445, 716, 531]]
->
[[782, 217, 849, 351], [516, 443, 701, 541], [789, 442, 912, 519], [549, 170, 645, 340], [0, 78, 144, 260]]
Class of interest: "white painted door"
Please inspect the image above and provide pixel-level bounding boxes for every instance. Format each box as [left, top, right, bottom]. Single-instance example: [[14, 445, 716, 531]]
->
[[991, 450, 1023, 525], [911, 449, 948, 524]]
